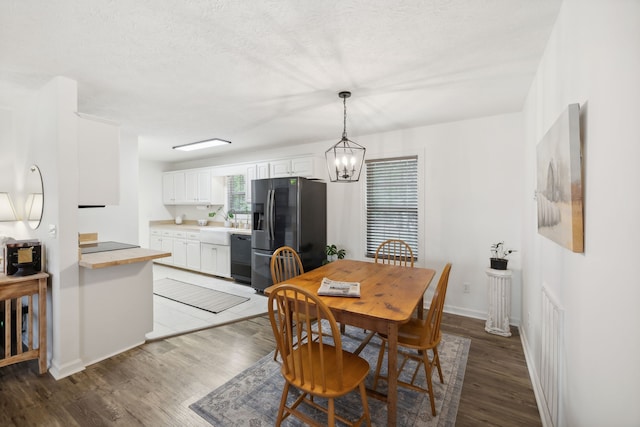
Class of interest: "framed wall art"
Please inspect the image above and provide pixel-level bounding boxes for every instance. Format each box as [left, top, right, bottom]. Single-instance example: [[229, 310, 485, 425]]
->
[[536, 103, 584, 253]]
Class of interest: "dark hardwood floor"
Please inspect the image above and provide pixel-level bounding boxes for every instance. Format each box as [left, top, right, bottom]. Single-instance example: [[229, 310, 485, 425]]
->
[[0, 313, 541, 426]]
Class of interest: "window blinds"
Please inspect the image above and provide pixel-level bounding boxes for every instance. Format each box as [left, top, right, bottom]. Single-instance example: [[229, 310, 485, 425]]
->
[[365, 156, 418, 258], [226, 174, 249, 214]]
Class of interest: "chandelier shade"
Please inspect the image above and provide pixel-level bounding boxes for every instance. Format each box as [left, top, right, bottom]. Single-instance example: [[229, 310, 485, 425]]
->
[[0, 192, 17, 221], [325, 91, 365, 183]]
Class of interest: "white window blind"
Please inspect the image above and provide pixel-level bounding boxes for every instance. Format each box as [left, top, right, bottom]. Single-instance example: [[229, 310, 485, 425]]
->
[[365, 156, 418, 259], [227, 175, 250, 214]]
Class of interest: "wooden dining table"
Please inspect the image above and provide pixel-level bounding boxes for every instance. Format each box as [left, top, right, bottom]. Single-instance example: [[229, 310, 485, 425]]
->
[[264, 258, 436, 427]]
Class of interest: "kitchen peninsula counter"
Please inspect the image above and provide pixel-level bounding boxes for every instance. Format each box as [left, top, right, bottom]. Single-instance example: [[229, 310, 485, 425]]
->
[[79, 247, 170, 269], [78, 246, 169, 367]]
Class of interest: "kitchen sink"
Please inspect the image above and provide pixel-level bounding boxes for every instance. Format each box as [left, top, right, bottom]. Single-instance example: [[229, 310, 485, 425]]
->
[[199, 228, 232, 245], [198, 227, 250, 245]]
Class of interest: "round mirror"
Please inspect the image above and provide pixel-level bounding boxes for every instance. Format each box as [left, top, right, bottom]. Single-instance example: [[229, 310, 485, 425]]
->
[[25, 165, 44, 229]]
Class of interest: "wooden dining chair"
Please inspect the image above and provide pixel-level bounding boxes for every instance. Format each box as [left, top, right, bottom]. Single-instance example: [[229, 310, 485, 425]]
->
[[270, 246, 304, 284], [354, 239, 416, 355], [268, 284, 371, 427], [270, 246, 314, 361], [374, 239, 414, 267], [372, 263, 452, 416]]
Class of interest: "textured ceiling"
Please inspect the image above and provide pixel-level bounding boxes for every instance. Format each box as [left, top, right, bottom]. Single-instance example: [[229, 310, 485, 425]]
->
[[0, 0, 562, 162]]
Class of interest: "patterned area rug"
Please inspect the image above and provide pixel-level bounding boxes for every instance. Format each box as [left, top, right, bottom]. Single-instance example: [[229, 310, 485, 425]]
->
[[153, 278, 249, 314], [190, 325, 470, 426]]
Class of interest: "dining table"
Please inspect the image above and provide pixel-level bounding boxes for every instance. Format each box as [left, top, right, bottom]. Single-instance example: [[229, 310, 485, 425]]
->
[[264, 258, 436, 427]]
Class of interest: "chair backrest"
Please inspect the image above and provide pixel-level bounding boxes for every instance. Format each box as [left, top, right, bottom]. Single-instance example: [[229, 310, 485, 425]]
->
[[268, 284, 345, 391], [374, 239, 414, 267], [271, 246, 304, 284], [419, 263, 452, 346]]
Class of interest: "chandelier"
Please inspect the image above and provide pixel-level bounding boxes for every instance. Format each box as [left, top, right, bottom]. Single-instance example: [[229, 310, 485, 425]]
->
[[325, 91, 366, 182]]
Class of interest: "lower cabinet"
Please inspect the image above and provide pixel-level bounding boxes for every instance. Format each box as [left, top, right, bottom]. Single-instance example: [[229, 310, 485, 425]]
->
[[150, 228, 231, 278], [200, 243, 231, 278], [186, 239, 201, 270], [172, 238, 187, 268], [150, 229, 173, 265]]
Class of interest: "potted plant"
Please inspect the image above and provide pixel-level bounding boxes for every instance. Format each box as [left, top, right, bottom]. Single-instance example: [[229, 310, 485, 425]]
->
[[208, 206, 222, 220], [323, 244, 346, 265], [223, 210, 234, 227], [490, 241, 516, 270]]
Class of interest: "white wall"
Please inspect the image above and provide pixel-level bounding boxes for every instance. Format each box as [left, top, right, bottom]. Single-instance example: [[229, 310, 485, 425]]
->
[[13, 77, 85, 378], [78, 131, 140, 244], [521, 1, 640, 425], [138, 159, 174, 247], [161, 112, 525, 322], [2, 77, 144, 379]]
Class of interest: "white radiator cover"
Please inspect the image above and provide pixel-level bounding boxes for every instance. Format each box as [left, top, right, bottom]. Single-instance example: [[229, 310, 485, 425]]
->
[[485, 268, 512, 337]]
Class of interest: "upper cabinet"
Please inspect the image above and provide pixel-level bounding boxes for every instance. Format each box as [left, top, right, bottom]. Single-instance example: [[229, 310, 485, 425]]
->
[[163, 156, 323, 206], [77, 117, 120, 206], [185, 169, 211, 204], [163, 168, 224, 205], [245, 161, 270, 202], [270, 156, 319, 178], [162, 171, 186, 204]]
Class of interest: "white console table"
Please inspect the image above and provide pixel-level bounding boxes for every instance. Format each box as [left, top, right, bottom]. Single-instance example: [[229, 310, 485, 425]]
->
[[485, 268, 512, 337]]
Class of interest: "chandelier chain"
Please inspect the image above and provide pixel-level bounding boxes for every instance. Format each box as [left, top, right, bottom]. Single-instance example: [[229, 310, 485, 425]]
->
[[342, 95, 348, 139]]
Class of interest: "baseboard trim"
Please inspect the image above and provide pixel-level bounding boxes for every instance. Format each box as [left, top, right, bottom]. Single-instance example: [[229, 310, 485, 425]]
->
[[520, 326, 553, 427], [49, 358, 85, 380]]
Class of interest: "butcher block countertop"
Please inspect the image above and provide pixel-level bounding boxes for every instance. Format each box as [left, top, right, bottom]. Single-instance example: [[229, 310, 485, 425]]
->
[[79, 247, 171, 269]]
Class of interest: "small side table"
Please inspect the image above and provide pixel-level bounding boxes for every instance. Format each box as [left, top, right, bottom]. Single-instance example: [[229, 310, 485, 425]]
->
[[0, 272, 48, 374], [485, 268, 512, 337]]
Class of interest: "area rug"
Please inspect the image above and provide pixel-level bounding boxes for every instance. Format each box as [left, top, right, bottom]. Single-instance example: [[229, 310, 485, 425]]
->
[[153, 278, 249, 314], [190, 325, 470, 426]]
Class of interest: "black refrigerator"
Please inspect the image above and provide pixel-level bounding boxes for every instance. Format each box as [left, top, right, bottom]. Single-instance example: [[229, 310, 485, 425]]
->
[[251, 177, 326, 292]]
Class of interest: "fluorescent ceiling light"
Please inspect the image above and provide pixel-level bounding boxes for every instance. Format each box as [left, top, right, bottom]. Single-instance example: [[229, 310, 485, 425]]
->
[[172, 138, 231, 151]]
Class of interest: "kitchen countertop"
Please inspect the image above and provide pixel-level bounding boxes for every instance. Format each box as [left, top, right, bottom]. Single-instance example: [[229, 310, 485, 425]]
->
[[79, 247, 171, 269], [149, 220, 252, 235]]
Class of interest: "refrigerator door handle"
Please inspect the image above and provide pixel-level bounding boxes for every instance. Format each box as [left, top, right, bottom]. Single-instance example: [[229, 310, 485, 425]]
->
[[269, 189, 276, 241], [254, 251, 272, 258], [265, 189, 272, 240]]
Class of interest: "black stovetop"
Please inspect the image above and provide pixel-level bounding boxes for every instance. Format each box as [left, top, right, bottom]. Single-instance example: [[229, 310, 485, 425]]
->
[[80, 241, 140, 254]]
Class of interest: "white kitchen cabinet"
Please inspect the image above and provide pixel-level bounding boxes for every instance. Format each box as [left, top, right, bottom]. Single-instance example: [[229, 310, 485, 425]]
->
[[78, 116, 120, 206], [200, 243, 230, 278], [186, 239, 201, 270], [269, 156, 317, 178], [185, 169, 212, 204], [172, 231, 188, 268], [150, 229, 172, 265], [186, 231, 201, 270], [245, 162, 270, 202], [164, 169, 224, 205], [149, 230, 163, 252], [160, 233, 174, 265], [162, 171, 186, 205]]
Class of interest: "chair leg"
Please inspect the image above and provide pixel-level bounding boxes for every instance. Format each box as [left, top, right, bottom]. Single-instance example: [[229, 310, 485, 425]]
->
[[372, 339, 387, 390], [432, 347, 444, 383], [276, 382, 290, 426], [358, 381, 371, 426], [353, 331, 376, 355], [328, 397, 335, 427], [421, 351, 437, 416]]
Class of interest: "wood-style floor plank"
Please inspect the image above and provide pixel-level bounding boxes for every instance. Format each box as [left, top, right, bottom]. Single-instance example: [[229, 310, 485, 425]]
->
[[0, 314, 540, 426]]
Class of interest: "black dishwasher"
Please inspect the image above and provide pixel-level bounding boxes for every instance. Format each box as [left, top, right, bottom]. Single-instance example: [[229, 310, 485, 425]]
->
[[230, 234, 252, 284]]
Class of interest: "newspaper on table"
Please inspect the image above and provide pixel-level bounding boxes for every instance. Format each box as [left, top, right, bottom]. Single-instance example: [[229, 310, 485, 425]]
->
[[318, 277, 361, 298]]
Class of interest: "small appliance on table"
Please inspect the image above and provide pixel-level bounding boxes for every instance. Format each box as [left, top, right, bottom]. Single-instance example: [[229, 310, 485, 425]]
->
[[4, 240, 42, 276]]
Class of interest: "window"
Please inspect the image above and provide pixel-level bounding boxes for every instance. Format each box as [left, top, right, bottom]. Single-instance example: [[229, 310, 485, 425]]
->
[[227, 175, 250, 214], [365, 156, 418, 259]]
